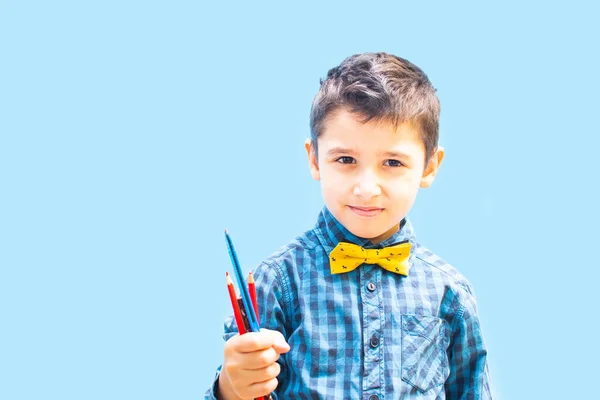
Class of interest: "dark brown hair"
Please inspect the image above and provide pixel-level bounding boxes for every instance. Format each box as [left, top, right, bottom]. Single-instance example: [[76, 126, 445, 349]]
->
[[310, 52, 440, 162]]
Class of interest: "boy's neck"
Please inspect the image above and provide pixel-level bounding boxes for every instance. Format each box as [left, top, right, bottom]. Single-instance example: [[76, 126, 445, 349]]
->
[[363, 222, 401, 245]]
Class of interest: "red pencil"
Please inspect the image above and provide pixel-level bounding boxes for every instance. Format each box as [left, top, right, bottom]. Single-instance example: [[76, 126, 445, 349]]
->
[[228, 273, 267, 400], [226, 272, 246, 335], [248, 272, 260, 325], [246, 273, 269, 400]]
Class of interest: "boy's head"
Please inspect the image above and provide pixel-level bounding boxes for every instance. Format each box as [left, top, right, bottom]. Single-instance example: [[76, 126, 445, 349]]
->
[[305, 52, 445, 243], [310, 52, 440, 163]]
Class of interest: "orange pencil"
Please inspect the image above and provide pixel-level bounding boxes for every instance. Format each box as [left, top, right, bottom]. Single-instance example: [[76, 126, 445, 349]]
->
[[226, 272, 246, 334], [248, 272, 260, 325]]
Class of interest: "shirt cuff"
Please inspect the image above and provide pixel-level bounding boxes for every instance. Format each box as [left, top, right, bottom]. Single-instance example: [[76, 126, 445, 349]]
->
[[204, 365, 222, 400]]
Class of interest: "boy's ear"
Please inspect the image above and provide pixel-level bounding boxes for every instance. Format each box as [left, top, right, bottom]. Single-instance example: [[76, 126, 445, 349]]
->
[[304, 138, 320, 181], [420, 146, 445, 188]]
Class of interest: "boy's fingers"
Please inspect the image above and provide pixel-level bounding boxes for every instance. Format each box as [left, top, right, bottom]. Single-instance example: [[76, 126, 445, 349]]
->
[[244, 358, 282, 377], [261, 329, 290, 353], [235, 329, 289, 353], [272, 340, 291, 354], [246, 377, 279, 399], [241, 347, 279, 369]]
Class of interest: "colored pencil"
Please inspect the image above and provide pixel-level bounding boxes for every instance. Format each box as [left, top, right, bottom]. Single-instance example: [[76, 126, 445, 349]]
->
[[224, 230, 271, 400], [224, 230, 260, 332], [248, 272, 260, 325], [226, 272, 246, 335]]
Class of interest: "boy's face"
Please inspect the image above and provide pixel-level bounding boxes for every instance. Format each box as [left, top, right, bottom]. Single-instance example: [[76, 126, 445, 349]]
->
[[305, 109, 444, 244]]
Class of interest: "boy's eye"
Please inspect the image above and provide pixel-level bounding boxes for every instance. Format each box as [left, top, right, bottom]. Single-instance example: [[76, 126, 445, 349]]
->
[[384, 159, 403, 167], [335, 156, 356, 164]]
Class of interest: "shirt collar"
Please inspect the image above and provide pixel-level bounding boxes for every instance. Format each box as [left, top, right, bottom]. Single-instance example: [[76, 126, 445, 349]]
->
[[313, 206, 417, 255]]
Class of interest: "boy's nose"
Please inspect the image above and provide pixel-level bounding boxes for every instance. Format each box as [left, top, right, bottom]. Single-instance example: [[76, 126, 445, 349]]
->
[[353, 171, 382, 198]]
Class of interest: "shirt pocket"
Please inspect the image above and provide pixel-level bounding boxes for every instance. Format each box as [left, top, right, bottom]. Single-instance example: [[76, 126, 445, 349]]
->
[[401, 314, 450, 393]]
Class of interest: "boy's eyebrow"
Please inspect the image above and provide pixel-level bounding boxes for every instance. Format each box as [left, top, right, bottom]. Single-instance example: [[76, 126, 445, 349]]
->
[[327, 148, 414, 159], [379, 150, 413, 159], [326, 147, 355, 156]]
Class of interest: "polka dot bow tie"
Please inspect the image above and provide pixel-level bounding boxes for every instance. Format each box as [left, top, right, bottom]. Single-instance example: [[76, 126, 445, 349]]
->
[[329, 242, 412, 275]]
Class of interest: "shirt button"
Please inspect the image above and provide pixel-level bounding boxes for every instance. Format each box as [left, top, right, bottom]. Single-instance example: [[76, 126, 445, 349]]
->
[[370, 335, 380, 348], [367, 282, 376, 292], [369, 395, 379, 400]]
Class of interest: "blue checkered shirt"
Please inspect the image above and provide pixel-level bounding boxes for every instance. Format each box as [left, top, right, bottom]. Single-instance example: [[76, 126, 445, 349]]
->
[[207, 207, 492, 399]]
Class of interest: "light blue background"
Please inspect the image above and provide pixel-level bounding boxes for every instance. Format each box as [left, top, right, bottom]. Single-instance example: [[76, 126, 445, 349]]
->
[[1, 1, 598, 399]]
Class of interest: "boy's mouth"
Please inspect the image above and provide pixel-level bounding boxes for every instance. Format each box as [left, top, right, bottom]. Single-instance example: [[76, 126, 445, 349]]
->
[[348, 206, 384, 217]]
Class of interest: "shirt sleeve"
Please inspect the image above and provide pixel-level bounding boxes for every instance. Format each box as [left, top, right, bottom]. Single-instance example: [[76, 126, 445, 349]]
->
[[204, 261, 290, 399], [444, 287, 493, 400]]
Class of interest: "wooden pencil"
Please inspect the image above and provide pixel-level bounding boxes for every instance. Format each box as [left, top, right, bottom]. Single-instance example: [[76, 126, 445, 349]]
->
[[226, 272, 246, 334], [248, 272, 260, 325]]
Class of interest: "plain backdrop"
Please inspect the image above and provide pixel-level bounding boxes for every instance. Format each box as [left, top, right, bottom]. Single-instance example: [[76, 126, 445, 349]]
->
[[1, 1, 599, 399]]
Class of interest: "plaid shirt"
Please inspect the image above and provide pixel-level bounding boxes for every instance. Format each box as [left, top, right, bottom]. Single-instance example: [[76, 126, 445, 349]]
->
[[207, 207, 492, 399]]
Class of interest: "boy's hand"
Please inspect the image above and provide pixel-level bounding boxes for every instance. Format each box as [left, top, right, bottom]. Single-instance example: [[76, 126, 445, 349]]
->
[[217, 329, 290, 400]]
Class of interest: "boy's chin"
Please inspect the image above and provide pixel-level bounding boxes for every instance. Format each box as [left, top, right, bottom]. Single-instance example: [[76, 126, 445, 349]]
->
[[347, 225, 398, 244]]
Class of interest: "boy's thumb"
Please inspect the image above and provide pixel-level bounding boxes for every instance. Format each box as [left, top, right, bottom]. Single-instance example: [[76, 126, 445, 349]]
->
[[261, 328, 290, 353], [273, 340, 291, 354]]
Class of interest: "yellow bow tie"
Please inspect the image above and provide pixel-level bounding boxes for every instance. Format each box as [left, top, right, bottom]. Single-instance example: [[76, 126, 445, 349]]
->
[[329, 242, 411, 275]]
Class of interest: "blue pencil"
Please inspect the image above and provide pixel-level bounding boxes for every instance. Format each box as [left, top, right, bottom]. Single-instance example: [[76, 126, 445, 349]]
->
[[224, 230, 260, 333]]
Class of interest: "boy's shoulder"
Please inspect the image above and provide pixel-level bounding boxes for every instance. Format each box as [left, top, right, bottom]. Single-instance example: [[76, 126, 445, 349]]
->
[[259, 227, 320, 269], [412, 242, 476, 296]]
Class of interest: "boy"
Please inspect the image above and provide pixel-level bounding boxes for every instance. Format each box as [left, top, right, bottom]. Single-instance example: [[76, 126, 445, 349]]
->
[[206, 52, 492, 399]]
